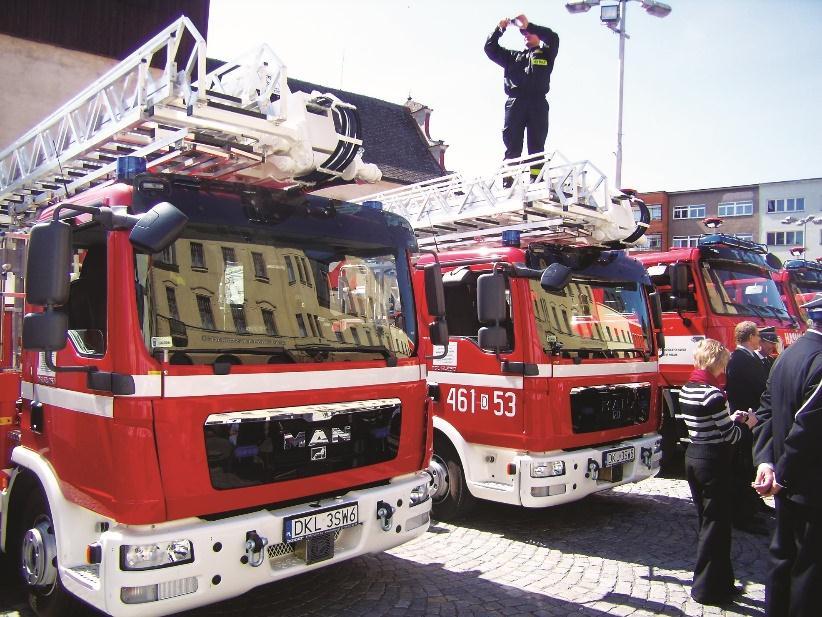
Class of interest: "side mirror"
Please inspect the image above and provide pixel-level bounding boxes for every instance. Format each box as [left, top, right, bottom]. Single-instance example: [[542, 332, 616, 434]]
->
[[670, 263, 690, 298], [477, 272, 507, 323], [22, 311, 68, 351], [429, 321, 449, 347], [129, 202, 188, 254], [26, 220, 72, 306], [765, 253, 782, 270], [478, 326, 508, 351], [540, 263, 572, 292], [423, 263, 446, 318]]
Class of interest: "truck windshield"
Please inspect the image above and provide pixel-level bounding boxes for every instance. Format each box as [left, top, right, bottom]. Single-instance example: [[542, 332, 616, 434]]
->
[[701, 261, 789, 319], [786, 279, 822, 321], [134, 227, 416, 365], [529, 278, 652, 358]]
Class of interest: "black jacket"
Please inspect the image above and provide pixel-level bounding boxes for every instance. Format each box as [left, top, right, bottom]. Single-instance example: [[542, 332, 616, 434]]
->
[[484, 23, 559, 98], [754, 329, 822, 508], [725, 347, 768, 413]]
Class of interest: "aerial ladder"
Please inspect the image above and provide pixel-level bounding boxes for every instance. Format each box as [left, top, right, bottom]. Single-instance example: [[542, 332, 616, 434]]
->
[[0, 16, 380, 227], [354, 151, 651, 250]]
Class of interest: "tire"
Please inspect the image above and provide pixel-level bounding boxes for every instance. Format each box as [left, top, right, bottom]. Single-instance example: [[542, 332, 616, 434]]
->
[[659, 406, 684, 477], [13, 489, 85, 617], [429, 440, 475, 521]]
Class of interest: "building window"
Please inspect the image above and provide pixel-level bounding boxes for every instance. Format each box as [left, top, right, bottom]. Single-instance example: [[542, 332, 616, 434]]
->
[[718, 200, 753, 217], [165, 287, 180, 321], [673, 204, 706, 220], [230, 305, 248, 334], [767, 197, 805, 213], [351, 328, 362, 345], [295, 257, 307, 284], [767, 231, 804, 246], [295, 314, 308, 338], [196, 295, 215, 330], [632, 234, 662, 251], [190, 242, 206, 270], [251, 252, 268, 280], [672, 235, 701, 248], [221, 247, 237, 265], [261, 309, 278, 336], [284, 256, 296, 284], [646, 204, 662, 220], [301, 257, 313, 288], [158, 244, 177, 265]]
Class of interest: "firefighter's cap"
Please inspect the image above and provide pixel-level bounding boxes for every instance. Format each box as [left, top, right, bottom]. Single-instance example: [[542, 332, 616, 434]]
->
[[758, 326, 779, 344], [800, 293, 822, 321]]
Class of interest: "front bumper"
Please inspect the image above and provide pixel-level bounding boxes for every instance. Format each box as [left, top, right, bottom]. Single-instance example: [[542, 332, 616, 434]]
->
[[62, 472, 431, 617], [519, 434, 662, 507]]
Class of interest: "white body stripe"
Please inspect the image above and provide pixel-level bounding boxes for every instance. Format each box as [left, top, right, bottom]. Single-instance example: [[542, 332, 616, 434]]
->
[[552, 361, 658, 378], [129, 374, 162, 397], [427, 371, 524, 389], [21, 382, 113, 418], [163, 364, 424, 398]]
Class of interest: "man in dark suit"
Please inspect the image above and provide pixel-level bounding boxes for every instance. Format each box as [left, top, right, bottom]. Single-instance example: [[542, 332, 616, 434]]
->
[[726, 321, 769, 534], [753, 294, 822, 617]]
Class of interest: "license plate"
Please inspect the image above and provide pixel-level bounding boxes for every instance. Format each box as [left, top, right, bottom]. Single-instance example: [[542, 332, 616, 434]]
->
[[603, 446, 635, 468], [284, 503, 359, 543]]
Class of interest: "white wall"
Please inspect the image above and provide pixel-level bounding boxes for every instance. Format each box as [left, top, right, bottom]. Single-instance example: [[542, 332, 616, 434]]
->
[[759, 178, 822, 262]]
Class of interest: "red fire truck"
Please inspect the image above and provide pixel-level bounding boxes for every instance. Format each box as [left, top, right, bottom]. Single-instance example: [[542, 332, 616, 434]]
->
[[634, 234, 798, 465], [357, 153, 665, 519], [774, 258, 822, 340], [0, 19, 447, 616]]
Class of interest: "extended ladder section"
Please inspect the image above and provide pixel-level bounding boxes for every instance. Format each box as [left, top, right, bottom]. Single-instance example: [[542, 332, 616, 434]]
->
[[0, 17, 380, 223], [354, 151, 649, 250]]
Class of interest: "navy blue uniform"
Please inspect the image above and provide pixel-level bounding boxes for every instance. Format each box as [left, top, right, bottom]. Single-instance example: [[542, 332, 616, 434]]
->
[[754, 329, 822, 617], [484, 23, 559, 164]]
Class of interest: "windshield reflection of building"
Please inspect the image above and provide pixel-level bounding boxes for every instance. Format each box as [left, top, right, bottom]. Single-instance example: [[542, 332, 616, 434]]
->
[[530, 280, 644, 352], [150, 238, 413, 360]]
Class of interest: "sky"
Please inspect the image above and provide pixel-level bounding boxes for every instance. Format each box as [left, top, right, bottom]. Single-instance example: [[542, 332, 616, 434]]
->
[[207, 0, 822, 193]]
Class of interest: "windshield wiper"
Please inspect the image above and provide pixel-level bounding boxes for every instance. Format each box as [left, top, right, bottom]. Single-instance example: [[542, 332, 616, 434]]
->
[[757, 304, 791, 325], [724, 301, 756, 317], [295, 344, 398, 365]]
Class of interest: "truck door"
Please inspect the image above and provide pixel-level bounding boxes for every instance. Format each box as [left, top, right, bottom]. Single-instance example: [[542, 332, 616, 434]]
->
[[430, 268, 525, 448]]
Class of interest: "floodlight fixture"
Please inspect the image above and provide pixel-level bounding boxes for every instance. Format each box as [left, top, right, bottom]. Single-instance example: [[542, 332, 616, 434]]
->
[[565, 0, 600, 14], [600, 3, 621, 24], [790, 246, 806, 257], [641, 0, 672, 17], [702, 217, 723, 230]]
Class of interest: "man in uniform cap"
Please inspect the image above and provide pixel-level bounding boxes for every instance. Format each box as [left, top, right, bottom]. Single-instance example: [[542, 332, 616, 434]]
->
[[753, 293, 822, 617], [757, 326, 779, 371]]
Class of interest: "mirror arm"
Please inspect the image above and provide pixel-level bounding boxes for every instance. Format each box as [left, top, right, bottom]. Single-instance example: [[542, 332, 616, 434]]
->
[[52, 201, 105, 221], [43, 352, 97, 374], [52, 201, 140, 231]]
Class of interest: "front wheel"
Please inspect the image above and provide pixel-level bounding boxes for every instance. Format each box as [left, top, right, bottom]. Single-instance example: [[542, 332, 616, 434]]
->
[[14, 490, 84, 617], [429, 442, 475, 521]]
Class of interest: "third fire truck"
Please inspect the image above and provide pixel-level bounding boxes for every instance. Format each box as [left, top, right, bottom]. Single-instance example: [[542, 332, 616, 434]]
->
[[774, 258, 822, 338], [634, 234, 798, 465], [358, 153, 664, 519]]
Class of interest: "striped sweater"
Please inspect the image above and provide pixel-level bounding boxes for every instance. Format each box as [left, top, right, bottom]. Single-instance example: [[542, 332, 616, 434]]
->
[[678, 382, 742, 445]]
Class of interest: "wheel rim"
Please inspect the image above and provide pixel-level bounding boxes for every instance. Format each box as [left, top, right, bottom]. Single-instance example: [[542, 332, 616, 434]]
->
[[21, 516, 58, 589], [428, 454, 450, 502]]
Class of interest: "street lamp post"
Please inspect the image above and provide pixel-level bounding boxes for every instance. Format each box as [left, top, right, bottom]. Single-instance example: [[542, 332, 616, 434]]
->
[[565, 0, 671, 189], [781, 215, 822, 256]]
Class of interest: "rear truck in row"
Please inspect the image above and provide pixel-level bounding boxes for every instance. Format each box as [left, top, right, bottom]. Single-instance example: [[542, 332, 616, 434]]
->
[[634, 234, 797, 469], [774, 258, 822, 334], [0, 19, 448, 616], [357, 152, 665, 519]]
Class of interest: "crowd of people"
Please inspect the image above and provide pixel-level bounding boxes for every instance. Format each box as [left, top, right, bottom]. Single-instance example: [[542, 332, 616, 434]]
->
[[681, 296, 822, 617]]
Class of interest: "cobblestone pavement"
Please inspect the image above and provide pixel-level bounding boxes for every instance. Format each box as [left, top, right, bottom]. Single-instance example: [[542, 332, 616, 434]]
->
[[0, 475, 771, 617]]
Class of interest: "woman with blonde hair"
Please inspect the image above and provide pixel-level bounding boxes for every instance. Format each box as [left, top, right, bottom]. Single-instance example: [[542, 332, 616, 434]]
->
[[679, 338, 758, 605]]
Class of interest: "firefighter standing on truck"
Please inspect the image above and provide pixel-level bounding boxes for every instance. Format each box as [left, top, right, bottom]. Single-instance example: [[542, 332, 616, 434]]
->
[[484, 13, 559, 184]]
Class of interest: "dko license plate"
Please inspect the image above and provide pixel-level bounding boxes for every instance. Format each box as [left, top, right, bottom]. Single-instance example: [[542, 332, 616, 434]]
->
[[284, 503, 359, 543], [603, 446, 635, 468]]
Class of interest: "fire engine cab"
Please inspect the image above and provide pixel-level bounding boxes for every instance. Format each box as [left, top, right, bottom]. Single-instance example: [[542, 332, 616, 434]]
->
[[357, 152, 664, 519], [634, 234, 798, 465], [0, 18, 448, 616], [774, 258, 822, 338]]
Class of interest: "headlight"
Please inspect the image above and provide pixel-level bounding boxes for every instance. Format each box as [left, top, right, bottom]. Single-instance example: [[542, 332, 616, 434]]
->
[[531, 460, 566, 478], [409, 481, 430, 507], [120, 540, 194, 571]]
